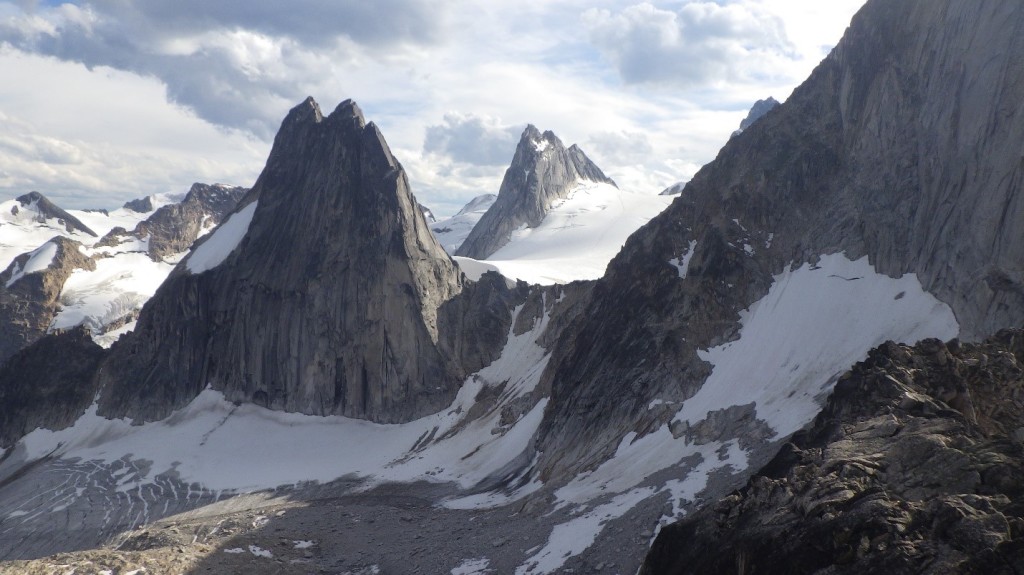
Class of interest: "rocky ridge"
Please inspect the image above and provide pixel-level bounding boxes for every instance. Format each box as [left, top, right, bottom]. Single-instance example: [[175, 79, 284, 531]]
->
[[642, 331, 1024, 574], [95, 98, 497, 424], [12, 191, 97, 237], [97, 183, 247, 261], [455, 126, 615, 260], [0, 327, 104, 447], [534, 0, 1024, 483], [0, 237, 96, 362]]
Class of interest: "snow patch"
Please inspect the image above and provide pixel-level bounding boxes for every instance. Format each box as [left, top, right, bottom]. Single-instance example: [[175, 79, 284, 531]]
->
[[518, 253, 957, 573], [674, 253, 959, 437], [669, 240, 697, 279], [452, 557, 493, 574], [431, 195, 497, 254], [516, 488, 656, 575], [186, 201, 257, 274], [5, 241, 58, 287], [248, 545, 272, 558]]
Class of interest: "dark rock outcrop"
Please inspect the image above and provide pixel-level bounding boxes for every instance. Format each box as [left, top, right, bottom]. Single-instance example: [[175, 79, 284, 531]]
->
[[96, 98, 469, 424], [122, 196, 155, 213], [13, 192, 96, 237], [0, 327, 105, 448], [455, 126, 615, 260], [642, 331, 1024, 574], [0, 237, 96, 362], [535, 0, 1024, 481], [98, 183, 247, 261]]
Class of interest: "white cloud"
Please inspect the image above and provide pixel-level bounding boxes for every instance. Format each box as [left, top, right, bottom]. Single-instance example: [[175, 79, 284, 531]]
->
[[423, 113, 525, 166], [0, 47, 265, 208], [0, 1, 868, 215], [582, 2, 794, 86], [586, 130, 655, 166]]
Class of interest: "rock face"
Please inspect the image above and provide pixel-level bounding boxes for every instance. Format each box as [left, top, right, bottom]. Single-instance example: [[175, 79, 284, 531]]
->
[[98, 183, 247, 261], [455, 126, 615, 260], [642, 331, 1024, 574], [0, 237, 96, 362], [0, 327, 105, 448], [96, 98, 470, 424], [732, 96, 780, 136], [122, 196, 155, 213], [12, 192, 97, 237], [534, 0, 1024, 482]]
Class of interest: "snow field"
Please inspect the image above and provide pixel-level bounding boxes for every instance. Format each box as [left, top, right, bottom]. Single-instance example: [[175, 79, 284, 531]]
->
[[5, 241, 57, 287], [431, 194, 496, 254], [51, 253, 174, 333], [514, 253, 958, 573], [12, 298, 554, 497], [467, 181, 671, 285]]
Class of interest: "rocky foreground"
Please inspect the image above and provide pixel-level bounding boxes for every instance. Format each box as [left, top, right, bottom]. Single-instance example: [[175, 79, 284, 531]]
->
[[643, 330, 1024, 574]]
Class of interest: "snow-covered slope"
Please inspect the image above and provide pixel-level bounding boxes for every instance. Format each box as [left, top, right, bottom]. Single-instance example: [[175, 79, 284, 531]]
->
[[0, 199, 145, 273], [0, 188, 242, 351], [430, 194, 496, 254], [0, 252, 959, 574], [456, 181, 671, 284]]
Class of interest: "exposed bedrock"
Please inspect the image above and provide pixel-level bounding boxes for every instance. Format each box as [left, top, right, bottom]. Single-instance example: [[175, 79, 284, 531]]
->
[[536, 0, 1024, 482], [96, 98, 519, 424]]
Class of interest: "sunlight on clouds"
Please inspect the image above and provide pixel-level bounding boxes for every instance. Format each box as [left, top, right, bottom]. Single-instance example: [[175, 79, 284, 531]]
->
[[0, 0, 868, 213], [0, 47, 266, 208]]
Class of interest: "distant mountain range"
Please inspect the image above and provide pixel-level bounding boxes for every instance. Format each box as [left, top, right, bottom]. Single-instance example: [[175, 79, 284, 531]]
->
[[3, 1, 1024, 572]]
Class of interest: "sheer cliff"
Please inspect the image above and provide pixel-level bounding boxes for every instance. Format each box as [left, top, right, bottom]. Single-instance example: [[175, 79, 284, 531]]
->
[[536, 0, 1024, 481], [96, 99, 470, 423]]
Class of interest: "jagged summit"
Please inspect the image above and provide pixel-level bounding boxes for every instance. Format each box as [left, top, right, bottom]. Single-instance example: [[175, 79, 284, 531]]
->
[[455, 125, 615, 260], [13, 191, 97, 237], [98, 182, 247, 261], [97, 97, 466, 423], [735, 96, 780, 135]]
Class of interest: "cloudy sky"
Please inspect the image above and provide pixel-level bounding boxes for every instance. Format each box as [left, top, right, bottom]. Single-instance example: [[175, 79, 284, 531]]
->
[[0, 0, 865, 217]]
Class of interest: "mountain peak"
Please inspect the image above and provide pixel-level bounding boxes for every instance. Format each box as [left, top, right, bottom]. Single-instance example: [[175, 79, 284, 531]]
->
[[285, 96, 323, 125], [14, 191, 97, 237], [97, 97, 465, 424], [455, 126, 615, 259]]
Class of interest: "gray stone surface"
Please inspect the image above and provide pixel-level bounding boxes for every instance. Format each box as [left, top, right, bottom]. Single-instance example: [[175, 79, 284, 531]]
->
[[455, 125, 615, 260], [95, 98, 472, 424], [0, 236, 96, 362], [535, 0, 1024, 484], [733, 96, 780, 136], [641, 332, 1024, 574], [98, 183, 247, 261], [0, 327, 105, 448]]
